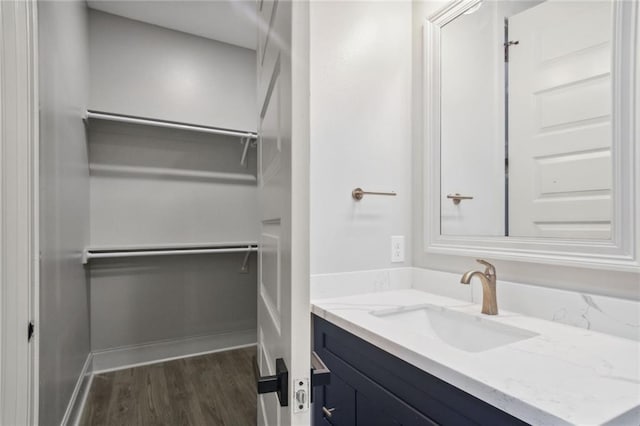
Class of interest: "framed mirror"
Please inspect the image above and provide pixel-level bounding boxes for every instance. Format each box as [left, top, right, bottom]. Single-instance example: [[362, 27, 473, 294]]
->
[[423, 0, 639, 271]]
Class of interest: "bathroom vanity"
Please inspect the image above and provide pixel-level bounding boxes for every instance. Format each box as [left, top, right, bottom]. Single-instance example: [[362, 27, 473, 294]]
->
[[313, 315, 525, 425], [312, 290, 640, 425]]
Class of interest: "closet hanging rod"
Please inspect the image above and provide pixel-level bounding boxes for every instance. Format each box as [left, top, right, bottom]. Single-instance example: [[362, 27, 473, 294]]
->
[[83, 245, 258, 264], [84, 111, 258, 139]]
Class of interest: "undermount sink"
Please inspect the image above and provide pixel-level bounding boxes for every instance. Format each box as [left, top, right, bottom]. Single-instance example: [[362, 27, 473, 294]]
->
[[371, 304, 538, 353]]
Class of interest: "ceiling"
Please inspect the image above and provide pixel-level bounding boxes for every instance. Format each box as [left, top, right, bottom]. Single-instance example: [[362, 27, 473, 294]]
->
[[87, 0, 258, 50]]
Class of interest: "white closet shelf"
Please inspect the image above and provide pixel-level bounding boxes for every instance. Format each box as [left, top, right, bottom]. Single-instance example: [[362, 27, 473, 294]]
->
[[82, 242, 258, 266], [84, 110, 258, 166], [84, 110, 257, 139]]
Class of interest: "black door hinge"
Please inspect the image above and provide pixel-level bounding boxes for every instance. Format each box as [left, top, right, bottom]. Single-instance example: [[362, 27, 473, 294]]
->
[[28, 321, 34, 342]]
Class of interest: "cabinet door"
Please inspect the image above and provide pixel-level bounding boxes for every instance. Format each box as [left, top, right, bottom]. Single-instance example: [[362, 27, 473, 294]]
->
[[356, 392, 401, 426], [315, 373, 356, 426]]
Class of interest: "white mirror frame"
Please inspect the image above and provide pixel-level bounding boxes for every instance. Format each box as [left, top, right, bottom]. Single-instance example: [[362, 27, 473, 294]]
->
[[424, 0, 639, 272]]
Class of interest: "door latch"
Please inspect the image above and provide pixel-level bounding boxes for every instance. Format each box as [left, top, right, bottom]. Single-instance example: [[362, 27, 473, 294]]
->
[[257, 358, 289, 407], [294, 378, 309, 412]]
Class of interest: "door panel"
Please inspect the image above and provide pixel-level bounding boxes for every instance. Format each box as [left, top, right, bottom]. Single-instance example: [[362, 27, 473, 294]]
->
[[260, 227, 281, 330], [508, 1, 613, 239], [256, 0, 310, 424]]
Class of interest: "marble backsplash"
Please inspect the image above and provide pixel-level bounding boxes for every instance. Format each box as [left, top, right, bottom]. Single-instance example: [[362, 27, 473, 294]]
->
[[310, 268, 413, 300], [469, 275, 640, 341], [311, 267, 640, 341]]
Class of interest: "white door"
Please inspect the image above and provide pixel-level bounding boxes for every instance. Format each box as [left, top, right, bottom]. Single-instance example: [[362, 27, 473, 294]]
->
[[508, 0, 613, 239], [440, 1, 506, 237], [256, 1, 311, 425]]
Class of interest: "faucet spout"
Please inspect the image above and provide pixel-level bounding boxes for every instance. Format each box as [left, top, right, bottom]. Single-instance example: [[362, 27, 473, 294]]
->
[[460, 270, 482, 285], [460, 260, 498, 315]]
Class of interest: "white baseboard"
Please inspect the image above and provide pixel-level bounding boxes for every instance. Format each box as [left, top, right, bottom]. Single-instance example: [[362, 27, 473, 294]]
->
[[60, 353, 93, 426], [91, 329, 257, 374]]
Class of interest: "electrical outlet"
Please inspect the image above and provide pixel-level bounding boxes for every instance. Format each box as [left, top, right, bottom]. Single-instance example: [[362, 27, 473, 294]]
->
[[391, 236, 405, 263]]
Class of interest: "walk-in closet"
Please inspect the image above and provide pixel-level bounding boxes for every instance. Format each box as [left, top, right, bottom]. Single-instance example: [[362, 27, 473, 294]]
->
[[38, 2, 261, 424]]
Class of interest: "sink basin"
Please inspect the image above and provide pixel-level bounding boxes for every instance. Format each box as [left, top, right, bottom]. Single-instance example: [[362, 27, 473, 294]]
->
[[371, 304, 538, 353]]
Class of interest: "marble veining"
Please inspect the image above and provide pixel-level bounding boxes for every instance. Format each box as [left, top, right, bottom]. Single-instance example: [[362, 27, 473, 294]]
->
[[551, 293, 640, 332], [312, 289, 640, 425], [473, 281, 640, 341]]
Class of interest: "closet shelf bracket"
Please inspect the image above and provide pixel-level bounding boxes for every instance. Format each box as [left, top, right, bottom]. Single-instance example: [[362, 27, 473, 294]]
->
[[240, 136, 258, 166], [240, 245, 255, 273], [240, 136, 251, 167]]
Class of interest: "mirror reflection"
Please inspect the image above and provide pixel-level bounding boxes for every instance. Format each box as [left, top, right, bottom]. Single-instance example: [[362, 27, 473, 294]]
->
[[440, 0, 613, 240]]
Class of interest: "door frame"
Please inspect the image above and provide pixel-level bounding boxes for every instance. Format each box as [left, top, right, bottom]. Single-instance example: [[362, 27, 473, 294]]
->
[[0, 0, 39, 424]]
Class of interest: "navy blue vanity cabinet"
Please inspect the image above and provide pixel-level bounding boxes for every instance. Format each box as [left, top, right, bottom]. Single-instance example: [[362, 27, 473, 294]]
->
[[313, 315, 528, 426], [316, 371, 356, 425]]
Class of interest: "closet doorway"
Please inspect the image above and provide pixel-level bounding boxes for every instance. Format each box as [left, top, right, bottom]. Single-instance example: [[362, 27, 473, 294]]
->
[[80, 2, 260, 424], [34, 0, 311, 424]]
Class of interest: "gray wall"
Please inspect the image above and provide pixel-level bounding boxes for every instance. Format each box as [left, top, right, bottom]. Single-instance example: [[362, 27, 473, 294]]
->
[[88, 120, 258, 247], [89, 9, 257, 131], [90, 255, 257, 351], [38, 1, 91, 424], [87, 11, 258, 352]]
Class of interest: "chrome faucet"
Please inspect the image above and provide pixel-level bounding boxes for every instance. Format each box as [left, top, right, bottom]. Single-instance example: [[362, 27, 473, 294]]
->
[[460, 259, 498, 315]]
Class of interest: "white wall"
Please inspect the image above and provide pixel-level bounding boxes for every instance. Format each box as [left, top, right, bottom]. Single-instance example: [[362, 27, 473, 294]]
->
[[87, 11, 259, 354], [38, 1, 91, 424], [310, 0, 413, 275], [89, 9, 256, 131], [412, 0, 640, 301]]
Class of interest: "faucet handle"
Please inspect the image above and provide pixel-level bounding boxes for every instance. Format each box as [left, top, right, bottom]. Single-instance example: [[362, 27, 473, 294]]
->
[[475, 259, 496, 276]]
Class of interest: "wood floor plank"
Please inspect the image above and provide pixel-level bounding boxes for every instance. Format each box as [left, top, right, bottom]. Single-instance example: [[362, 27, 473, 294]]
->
[[189, 351, 231, 424], [137, 363, 170, 426], [108, 368, 137, 425], [79, 347, 257, 426], [81, 373, 114, 425]]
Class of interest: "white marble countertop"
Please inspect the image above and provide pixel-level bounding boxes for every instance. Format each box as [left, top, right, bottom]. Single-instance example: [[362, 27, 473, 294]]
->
[[312, 289, 640, 425]]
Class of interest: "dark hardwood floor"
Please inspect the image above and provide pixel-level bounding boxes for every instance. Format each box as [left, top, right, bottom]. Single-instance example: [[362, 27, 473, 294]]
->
[[80, 346, 257, 426]]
